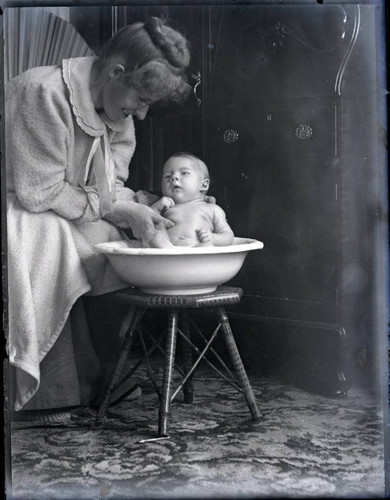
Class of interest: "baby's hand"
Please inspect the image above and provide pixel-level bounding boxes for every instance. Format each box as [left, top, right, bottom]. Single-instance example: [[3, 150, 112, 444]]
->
[[196, 228, 214, 245], [151, 196, 175, 214]]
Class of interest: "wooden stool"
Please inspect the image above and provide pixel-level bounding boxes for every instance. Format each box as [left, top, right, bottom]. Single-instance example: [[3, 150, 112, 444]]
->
[[97, 286, 262, 437]]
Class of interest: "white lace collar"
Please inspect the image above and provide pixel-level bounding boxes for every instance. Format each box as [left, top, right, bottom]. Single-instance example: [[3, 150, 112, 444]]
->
[[62, 57, 130, 136]]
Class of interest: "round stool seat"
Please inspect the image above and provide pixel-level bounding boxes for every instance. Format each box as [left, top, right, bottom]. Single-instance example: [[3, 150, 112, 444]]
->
[[113, 286, 243, 309]]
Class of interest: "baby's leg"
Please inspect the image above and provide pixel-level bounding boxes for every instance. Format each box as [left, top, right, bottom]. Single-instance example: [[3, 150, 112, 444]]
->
[[144, 228, 174, 248]]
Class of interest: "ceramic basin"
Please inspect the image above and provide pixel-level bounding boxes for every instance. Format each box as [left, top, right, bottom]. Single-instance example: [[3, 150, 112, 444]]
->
[[95, 237, 264, 295]]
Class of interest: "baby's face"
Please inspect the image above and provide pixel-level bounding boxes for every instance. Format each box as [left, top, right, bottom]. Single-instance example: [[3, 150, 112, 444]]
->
[[162, 157, 208, 204]]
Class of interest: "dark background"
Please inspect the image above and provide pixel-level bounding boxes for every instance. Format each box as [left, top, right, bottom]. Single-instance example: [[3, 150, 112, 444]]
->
[[69, 2, 388, 397], [3, 1, 386, 398]]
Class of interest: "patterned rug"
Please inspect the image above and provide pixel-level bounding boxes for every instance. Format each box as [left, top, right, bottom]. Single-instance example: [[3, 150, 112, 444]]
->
[[8, 365, 387, 499]]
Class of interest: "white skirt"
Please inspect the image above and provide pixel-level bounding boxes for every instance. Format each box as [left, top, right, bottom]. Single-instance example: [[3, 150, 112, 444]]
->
[[6, 193, 129, 410]]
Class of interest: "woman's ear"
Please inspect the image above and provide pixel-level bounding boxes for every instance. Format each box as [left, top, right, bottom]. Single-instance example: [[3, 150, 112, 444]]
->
[[201, 179, 210, 192], [108, 64, 126, 82]]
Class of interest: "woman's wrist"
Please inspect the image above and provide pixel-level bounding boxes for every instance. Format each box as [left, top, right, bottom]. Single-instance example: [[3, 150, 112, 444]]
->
[[103, 199, 137, 227]]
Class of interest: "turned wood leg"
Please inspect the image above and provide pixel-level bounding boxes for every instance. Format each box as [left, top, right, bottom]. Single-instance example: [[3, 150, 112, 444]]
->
[[180, 311, 194, 403], [217, 307, 263, 421], [97, 307, 144, 420], [158, 309, 178, 436]]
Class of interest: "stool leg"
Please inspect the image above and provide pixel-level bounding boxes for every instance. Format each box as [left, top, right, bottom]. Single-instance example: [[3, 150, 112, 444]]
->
[[217, 307, 262, 421], [158, 309, 178, 436], [180, 312, 194, 403], [97, 307, 144, 420]]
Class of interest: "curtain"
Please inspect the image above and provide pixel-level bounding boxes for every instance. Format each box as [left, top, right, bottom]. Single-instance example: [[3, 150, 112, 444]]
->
[[4, 7, 94, 82]]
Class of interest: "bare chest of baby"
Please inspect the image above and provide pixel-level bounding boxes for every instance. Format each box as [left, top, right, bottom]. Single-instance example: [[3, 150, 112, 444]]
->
[[164, 201, 214, 246]]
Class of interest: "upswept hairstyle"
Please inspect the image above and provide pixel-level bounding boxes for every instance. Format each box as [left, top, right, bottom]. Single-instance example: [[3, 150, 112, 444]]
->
[[99, 17, 191, 104]]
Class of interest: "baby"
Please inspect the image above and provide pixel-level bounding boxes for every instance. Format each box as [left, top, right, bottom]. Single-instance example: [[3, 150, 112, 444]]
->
[[148, 152, 234, 248]]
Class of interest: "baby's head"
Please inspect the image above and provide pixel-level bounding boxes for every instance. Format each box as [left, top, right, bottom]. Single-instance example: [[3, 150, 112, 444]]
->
[[161, 153, 210, 204]]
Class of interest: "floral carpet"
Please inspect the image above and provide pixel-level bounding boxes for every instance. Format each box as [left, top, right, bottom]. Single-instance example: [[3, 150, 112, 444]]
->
[[8, 365, 387, 500]]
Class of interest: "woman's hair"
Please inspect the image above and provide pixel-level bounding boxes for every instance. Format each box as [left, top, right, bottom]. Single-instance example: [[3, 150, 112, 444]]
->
[[99, 17, 191, 104]]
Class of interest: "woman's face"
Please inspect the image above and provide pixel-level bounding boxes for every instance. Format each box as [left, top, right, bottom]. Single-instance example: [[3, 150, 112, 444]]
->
[[101, 79, 151, 123], [162, 157, 209, 204]]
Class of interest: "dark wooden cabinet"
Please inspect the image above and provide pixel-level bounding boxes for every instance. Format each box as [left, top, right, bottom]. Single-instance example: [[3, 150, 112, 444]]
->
[[199, 4, 351, 394], [72, 3, 386, 394]]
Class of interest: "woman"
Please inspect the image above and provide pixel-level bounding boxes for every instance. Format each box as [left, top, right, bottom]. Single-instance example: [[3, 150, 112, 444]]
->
[[5, 17, 192, 415]]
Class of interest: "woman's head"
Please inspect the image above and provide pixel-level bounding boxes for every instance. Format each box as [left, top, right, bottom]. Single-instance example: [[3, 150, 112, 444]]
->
[[94, 17, 191, 118]]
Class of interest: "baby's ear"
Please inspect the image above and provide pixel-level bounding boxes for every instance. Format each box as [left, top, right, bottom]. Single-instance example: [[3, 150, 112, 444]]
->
[[201, 179, 210, 192]]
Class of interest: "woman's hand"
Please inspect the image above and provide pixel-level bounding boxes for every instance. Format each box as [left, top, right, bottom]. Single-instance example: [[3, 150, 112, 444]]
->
[[107, 200, 175, 245], [204, 195, 216, 204]]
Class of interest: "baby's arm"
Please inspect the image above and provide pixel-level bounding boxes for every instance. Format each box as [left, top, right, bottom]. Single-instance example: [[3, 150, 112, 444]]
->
[[196, 228, 213, 245], [210, 205, 235, 246], [151, 196, 175, 214]]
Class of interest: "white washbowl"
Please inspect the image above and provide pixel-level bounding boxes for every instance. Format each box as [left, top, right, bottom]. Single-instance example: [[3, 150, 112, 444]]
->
[[95, 237, 264, 295]]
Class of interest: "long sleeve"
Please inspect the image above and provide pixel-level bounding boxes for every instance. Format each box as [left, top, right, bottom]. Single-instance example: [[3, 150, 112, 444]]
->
[[6, 69, 101, 223], [109, 123, 136, 190], [102, 123, 159, 226]]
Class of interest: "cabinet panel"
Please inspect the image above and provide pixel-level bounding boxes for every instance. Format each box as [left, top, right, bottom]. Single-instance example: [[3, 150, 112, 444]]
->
[[200, 4, 357, 323], [206, 97, 340, 313], [206, 4, 352, 103]]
